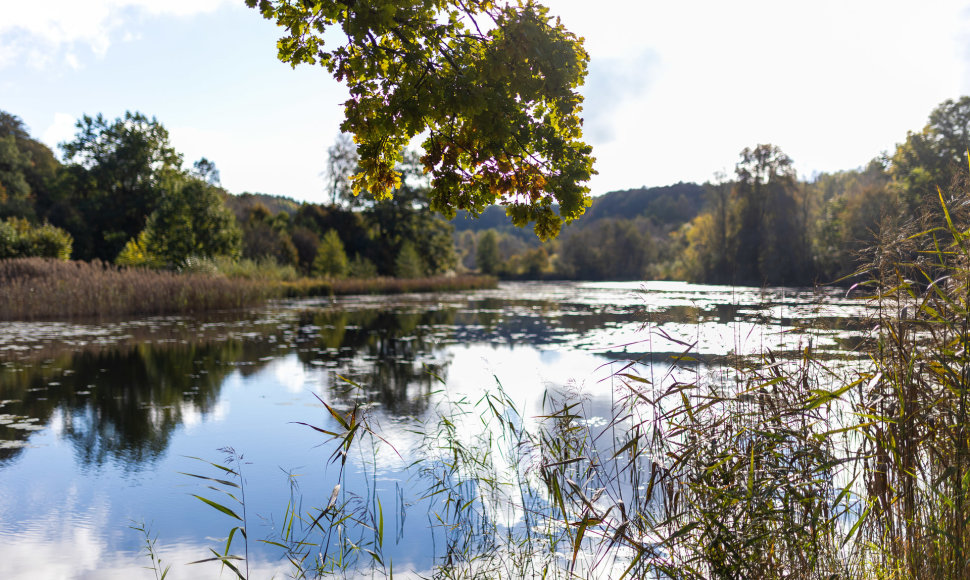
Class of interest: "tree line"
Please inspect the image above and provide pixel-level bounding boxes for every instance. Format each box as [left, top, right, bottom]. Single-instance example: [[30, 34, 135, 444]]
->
[[3, 96, 970, 285], [453, 97, 970, 286], [0, 110, 457, 279], [682, 97, 970, 286]]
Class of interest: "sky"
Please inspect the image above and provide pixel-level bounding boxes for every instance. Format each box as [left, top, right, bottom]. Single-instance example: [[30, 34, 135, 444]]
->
[[3, 1, 970, 204]]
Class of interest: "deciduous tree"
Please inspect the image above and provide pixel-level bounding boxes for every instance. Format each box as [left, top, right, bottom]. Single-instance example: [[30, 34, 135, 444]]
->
[[61, 112, 182, 260], [395, 240, 424, 278], [890, 96, 970, 211], [140, 175, 242, 266], [246, 0, 595, 238], [730, 144, 806, 284]]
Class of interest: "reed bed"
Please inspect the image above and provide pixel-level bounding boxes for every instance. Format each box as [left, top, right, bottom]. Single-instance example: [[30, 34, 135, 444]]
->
[[281, 274, 498, 297], [0, 258, 273, 321]]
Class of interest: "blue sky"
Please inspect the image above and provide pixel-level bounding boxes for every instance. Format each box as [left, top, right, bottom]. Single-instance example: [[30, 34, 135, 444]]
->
[[3, 1, 970, 204]]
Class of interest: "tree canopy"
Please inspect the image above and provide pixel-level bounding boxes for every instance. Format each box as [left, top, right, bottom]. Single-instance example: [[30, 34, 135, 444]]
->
[[246, 0, 595, 239], [890, 96, 970, 211], [60, 112, 182, 260]]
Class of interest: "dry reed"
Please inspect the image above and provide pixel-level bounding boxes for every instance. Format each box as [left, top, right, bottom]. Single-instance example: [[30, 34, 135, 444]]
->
[[0, 258, 273, 321]]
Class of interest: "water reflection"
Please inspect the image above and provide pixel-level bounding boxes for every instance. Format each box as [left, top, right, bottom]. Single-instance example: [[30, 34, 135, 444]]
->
[[0, 340, 281, 466], [0, 282, 877, 579], [294, 308, 455, 415], [1, 283, 875, 468]]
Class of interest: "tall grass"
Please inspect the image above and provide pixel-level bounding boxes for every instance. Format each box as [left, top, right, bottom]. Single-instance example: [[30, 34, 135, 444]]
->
[[849, 190, 970, 579], [0, 258, 273, 320]]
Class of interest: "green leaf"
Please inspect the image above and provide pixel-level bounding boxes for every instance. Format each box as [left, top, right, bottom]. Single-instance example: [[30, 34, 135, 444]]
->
[[191, 494, 242, 521]]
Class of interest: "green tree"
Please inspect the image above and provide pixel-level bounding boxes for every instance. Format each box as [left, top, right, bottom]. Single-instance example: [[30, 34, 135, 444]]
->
[[890, 97, 970, 212], [0, 219, 16, 259], [240, 204, 299, 266], [313, 229, 349, 278], [557, 218, 654, 280], [703, 173, 732, 282], [192, 157, 221, 186], [683, 212, 720, 282], [363, 151, 457, 276], [294, 203, 373, 262], [290, 226, 320, 274], [138, 175, 242, 267], [728, 144, 812, 285], [0, 112, 64, 223], [0, 133, 34, 219], [347, 254, 378, 278], [61, 112, 182, 260], [519, 246, 550, 278], [116, 230, 162, 268], [247, 0, 595, 238], [476, 229, 501, 275], [395, 241, 425, 279], [811, 161, 893, 281]]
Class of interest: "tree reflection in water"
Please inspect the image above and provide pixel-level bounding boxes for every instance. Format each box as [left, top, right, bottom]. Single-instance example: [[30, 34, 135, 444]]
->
[[0, 339, 280, 466], [0, 306, 464, 466], [294, 308, 456, 416]]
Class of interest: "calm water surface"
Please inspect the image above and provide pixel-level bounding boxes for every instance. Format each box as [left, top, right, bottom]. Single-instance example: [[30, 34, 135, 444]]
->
[[0, 281, 870, 579]]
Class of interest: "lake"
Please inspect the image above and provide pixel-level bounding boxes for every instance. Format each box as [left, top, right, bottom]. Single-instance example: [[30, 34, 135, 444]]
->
[[0, 281, 870, 579]]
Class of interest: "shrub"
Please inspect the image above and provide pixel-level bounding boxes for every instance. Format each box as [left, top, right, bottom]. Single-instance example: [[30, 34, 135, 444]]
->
[[212, 256, 299, 282], [0, 218, 72, 260]]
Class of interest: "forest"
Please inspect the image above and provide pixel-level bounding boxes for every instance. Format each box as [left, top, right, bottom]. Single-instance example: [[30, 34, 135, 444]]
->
[[2, 96, 969, 286]]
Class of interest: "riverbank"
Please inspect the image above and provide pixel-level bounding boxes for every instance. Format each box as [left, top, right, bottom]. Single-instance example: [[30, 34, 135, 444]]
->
[[0, 258, 498, 321], [279, 273, 498, 297]]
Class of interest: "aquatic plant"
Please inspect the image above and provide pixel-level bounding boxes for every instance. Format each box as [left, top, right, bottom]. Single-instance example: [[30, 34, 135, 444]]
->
[[129, 520, 171, 580], [259, 386, 397, 578], [182, 448, 252, 579], [848, 189, 970, 579]]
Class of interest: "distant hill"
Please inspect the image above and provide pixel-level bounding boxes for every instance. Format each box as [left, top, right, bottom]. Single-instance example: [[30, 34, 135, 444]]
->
[[223, 182, 708, 239], [450, 205, 532, 239], [450, 182, 707, 235], [580, 182, 705, 228], [225, 192, 302, 222]]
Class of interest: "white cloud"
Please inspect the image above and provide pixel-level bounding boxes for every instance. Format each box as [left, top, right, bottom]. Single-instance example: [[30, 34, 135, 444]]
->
[[0, 0, 233, 69], [41, 113, 78, 154]]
